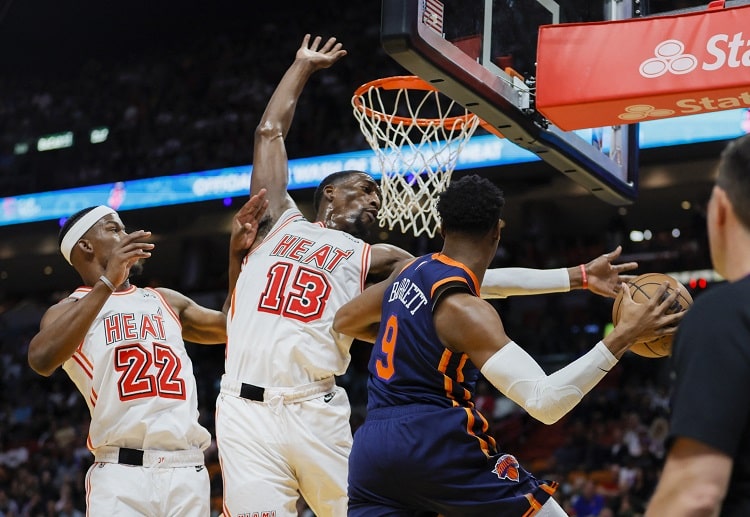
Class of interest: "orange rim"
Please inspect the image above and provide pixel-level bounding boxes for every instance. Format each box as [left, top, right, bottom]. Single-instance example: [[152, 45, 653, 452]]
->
[[352, 75, 477, 130]]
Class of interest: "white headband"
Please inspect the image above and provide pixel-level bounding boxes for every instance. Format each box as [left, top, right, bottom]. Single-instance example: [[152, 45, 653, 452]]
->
[[60, 206, 117, 264]]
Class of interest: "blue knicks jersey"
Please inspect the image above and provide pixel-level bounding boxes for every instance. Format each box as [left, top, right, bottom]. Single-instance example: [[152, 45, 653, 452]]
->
[[352, 254, 557, 515], [367, 253, 483, 412]]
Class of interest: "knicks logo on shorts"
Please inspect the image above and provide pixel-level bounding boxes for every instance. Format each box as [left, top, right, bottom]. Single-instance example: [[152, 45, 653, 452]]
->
[[492, 454, 520, 482]]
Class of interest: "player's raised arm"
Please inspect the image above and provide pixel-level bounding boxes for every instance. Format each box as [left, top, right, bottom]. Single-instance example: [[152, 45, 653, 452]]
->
[[251, 34, 347, 220]]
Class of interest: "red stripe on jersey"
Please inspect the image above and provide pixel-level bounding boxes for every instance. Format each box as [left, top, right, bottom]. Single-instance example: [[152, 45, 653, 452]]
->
[[72, 353, 93, 379], [113, 285, 137, 295], [75, 343, 94, 370], [85, 466, 92, 515], [360, 243, 371, 291]]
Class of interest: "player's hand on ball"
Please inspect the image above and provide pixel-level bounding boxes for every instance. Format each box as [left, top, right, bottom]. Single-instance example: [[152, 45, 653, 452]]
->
[[612, 280, 686, 347], [612, 273, 693, 357]]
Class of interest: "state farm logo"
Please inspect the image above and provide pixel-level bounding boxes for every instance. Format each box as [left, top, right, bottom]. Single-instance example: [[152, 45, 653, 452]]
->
[[640, 33, 750, 79], [640, 40, 698, 77], [619, 104, 676, 121], [619, 90, 750, 120]]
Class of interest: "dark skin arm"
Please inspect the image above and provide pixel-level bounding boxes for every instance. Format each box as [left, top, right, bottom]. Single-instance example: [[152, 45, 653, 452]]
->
[[251, 34, 347, 225], [157, 288, 228, 345], [226, 190, 268, 314], [334, 259, 411, 341], [367, 243, 414, 284], [28, 230, 154, 376]]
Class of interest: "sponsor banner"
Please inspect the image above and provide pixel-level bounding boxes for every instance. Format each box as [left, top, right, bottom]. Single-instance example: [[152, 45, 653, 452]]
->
[[535, 2, 750, 130]]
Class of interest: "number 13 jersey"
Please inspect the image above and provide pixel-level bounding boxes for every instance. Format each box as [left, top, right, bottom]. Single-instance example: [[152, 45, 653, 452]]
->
[[227, 209, 371, 387]]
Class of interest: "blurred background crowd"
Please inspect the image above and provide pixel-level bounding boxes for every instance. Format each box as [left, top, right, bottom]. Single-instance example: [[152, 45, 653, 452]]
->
[[0, 0, 724, 515], [0, 3, 393, 198]]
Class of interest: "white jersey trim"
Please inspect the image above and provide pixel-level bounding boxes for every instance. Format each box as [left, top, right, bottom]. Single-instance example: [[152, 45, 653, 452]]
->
[[148, 287, 182, 330]]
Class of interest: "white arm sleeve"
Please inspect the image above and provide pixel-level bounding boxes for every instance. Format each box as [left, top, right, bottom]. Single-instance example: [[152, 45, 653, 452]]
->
[[480, 268, 569, 299], [480, 341, 618, 425]]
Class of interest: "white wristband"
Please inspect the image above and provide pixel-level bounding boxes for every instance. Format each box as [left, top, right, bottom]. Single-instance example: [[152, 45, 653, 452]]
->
[[480, 341, 618, 425], [99, 275, 116, 292]]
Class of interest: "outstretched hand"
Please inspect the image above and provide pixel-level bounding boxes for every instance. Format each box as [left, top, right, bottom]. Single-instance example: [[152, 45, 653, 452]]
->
[[230, 189, 269, 257], [585, 245, 638, 298], [296, 34, 347, 71]]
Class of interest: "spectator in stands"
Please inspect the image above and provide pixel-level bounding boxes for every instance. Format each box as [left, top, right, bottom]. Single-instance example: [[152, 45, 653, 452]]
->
[[571, 479, 606, 517]]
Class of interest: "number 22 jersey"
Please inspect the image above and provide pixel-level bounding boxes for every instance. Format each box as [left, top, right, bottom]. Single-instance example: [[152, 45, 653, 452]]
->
[[62, 285, 211, 453]]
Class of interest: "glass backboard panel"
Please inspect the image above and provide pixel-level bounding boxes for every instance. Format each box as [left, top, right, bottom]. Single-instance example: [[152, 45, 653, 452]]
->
[[381, 0, 639, 205]]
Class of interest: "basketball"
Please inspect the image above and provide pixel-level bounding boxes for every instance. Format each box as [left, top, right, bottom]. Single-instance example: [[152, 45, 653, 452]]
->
[[611, 273, 693, 358]]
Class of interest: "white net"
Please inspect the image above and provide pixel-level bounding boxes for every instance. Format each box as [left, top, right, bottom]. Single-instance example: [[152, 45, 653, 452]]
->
[[352, 76, 481, 238]]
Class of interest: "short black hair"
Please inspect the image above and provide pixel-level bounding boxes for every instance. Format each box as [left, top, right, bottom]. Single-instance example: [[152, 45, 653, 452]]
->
[[716, 134, 750, 230], [58, 206, 98, 247], [312, 170, 378, 214], [437, 175, 504, 235]]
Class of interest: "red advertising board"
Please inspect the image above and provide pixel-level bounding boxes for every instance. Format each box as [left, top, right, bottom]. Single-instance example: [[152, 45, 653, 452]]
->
[[535, 2, 750, 131]]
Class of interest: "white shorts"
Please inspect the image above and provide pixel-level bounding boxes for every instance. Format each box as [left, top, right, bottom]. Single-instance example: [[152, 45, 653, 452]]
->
[[537, 496, 568, 517], [216, 377, 352, 517], [85, 454, 209, 516]]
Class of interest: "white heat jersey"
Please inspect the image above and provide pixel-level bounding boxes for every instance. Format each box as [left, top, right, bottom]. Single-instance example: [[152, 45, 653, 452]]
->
[[62, 286, 211, 453], [226, 209, 371, 387]]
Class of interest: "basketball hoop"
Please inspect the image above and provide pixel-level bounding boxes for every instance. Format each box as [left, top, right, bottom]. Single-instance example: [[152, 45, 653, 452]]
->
[[352, 76, 481, 238]]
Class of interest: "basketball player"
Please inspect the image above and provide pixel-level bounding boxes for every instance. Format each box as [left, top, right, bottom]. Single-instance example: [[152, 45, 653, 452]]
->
[[333, 174, 684, 516], [645, 135, 750, 516], [217, 34, 640, 516], [27, 194, 266, 516]]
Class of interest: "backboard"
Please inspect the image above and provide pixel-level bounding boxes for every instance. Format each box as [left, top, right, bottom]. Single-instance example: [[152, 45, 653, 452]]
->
[[381, 0, 640, 205]]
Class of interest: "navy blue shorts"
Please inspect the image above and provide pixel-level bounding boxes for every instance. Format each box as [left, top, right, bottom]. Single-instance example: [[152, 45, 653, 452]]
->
[[348, 404, 556, 516]]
